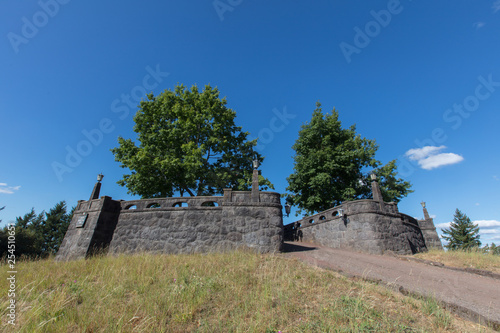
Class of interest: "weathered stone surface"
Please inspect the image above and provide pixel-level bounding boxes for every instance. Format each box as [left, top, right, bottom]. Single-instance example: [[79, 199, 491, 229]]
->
[[56, 191, 283, 260], [55, 196, 121, 261], [284, 200, 430, 255], [418, 217, 444, 250], [58, 187, 440, 260]]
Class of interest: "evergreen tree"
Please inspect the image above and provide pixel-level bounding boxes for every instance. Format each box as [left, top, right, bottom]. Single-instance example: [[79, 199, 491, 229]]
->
[[14, 208, 45, 256], [285, 102, 412, 216], [0, 201, 73, 258], [490, 243, 500, 255], [441, 209, 481, 250], [42, 202, 73, 254]]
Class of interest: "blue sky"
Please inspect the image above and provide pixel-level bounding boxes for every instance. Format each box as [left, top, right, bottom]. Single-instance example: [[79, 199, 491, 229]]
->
[[1, 0, 499, 246]]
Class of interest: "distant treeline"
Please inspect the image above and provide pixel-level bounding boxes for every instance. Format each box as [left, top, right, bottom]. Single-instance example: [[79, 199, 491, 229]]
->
[[0, 201, 73, 258]]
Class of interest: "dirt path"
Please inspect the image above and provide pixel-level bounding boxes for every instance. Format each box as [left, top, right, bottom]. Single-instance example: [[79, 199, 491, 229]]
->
[[282, 241, 500, 329]]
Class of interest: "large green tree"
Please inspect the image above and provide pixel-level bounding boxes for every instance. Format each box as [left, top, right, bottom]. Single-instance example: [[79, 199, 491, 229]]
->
[[441, 209, 481, 250], [112, 84, 272, 198], [285, 103, 412, 216]]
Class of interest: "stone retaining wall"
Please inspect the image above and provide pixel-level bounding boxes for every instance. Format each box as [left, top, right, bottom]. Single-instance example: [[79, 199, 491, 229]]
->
[[284, 200, 428, 255], [56, 190, 283, 261]]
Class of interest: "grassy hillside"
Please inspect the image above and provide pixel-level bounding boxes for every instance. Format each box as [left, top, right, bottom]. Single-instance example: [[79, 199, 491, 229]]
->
[[0, 251, 493, 332], [415, 249, 500, 274]]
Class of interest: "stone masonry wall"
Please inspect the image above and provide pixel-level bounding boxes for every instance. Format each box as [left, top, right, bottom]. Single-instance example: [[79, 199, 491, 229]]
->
[[418, 218, 444, 250], [284, 200, 427, 255], [56, 190, 283, 261], [55, 196, 121, 261]]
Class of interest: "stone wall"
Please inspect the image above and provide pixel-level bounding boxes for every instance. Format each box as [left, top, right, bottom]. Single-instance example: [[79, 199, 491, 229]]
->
[[284, 200, 428, 255], [418, 218, 443, 250], [56, 190, 283, 261], [57, 179, 441, 260], [55, 196, 121, 261]]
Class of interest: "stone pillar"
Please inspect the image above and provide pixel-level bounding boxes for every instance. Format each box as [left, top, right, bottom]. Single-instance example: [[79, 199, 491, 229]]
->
[[252, 169, 259, 202], [417, 202, 443, 250], [89, 181, 102, 201], [421, 201, 430, 220], [56, 196, 121, 261], [371, 176, 383, 202], [223, 188, 233, 202]]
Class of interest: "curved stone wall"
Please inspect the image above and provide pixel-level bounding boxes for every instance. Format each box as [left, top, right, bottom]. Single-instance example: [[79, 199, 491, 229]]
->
[[284, 200, 427, 255]]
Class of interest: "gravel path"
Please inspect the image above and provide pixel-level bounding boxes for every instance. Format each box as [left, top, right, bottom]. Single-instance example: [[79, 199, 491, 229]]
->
[[283, 241, 500, 329]]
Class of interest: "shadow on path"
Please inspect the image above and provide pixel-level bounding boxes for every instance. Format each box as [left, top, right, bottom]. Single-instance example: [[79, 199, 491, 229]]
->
[[281, 241, 317, 253]]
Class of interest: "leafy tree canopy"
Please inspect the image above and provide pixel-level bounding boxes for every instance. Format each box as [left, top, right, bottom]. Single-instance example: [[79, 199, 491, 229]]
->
[[112, 84, 273, 198], [442, 209, 481, 250], [285, 102, 412, 216]]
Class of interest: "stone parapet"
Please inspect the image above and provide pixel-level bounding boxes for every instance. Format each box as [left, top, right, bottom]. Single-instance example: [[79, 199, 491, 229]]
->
[[284, 200, 428, 255], [56, 191, 283, 260]]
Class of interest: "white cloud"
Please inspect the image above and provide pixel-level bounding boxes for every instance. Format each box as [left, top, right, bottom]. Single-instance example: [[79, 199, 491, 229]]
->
[[0, 183, 20, 194], [493, 0, 500, 13], [494, 175, 499, 181], [418, 153, 464, 170], [473, 22, 485, 29], [405, 146, 463, 170], [436, 220, 500, 229], [480, 229, 500, 234], [406, 145, 446, 161], [436, 222, 450, 229], [474, 220, 500, 228]]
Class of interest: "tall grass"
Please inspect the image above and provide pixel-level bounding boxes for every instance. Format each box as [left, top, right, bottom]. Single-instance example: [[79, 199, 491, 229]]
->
[[0, 250, 492, 332], [415, 248, 500, 274]]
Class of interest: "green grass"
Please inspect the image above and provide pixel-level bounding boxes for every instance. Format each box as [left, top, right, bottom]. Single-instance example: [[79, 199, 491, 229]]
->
[[415, 248, 500, 274], [0, 250, 492, 332]]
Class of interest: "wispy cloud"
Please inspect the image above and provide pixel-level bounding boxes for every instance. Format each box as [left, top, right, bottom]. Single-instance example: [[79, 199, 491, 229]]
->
[[480, 229, 500, 234], [473, 22, 485, 29], [436, 222, 450, 229], [493, 0, 500, 13], [405, 146, 444, 160], [475, 220, 500, 228], [405, 146, 464, 170], [437, 219, 500, 229], [494, 175, 499, 181], [0, 183, 20, 194], [418, 153, 464, 170]]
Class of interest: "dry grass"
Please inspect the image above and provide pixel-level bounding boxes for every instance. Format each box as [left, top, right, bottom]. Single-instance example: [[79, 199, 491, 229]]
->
[[0, 250, 494, 332], [415, 249, 500, 274]]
